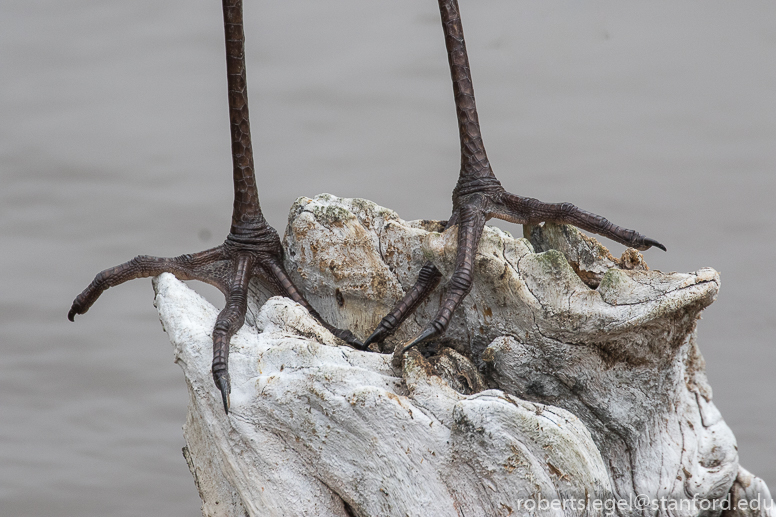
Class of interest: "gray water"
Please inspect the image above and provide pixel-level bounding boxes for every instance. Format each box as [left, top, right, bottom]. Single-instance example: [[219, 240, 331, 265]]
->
[[1, 1, 774, 515]]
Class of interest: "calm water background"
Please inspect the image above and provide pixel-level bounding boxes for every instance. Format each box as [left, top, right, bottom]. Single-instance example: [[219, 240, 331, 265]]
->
[[2, 1, 774, 514]]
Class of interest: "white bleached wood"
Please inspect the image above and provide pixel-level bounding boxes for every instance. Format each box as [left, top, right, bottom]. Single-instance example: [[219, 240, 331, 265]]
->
[[153, 194, 773, 517]]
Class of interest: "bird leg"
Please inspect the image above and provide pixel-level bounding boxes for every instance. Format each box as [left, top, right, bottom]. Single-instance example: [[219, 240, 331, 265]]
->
[[365, 0, 665, 355], [69, 0, 364, 414]]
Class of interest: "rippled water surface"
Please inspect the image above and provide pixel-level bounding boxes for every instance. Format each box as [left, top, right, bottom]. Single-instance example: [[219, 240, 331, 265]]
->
[[2, 1, 774, 514]]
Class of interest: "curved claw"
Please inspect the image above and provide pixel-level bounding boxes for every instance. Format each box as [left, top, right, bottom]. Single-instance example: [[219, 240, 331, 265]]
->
[[400, 326, 440, 355], [364, 325, 390, 349], [642, 237, 667, 252], [215, 373, 231, 414], [331, 328, 367, 350]]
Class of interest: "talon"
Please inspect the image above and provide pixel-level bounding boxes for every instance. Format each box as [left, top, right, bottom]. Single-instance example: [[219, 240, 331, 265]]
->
[[643, 237, 667, 252], [216, 373, 231, 414], [364, 327, 387, 348], [401, 326, 439, 355], [332, 328, 367, 350]]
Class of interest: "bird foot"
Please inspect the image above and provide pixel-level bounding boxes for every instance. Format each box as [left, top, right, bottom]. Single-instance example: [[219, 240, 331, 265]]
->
[[69, 228, 364, 413], [371, 186, 665, 351]]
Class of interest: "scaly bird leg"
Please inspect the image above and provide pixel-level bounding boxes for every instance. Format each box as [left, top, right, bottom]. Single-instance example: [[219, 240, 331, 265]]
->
[[366, 0, 665, 355], [69, 0, 364, 414]]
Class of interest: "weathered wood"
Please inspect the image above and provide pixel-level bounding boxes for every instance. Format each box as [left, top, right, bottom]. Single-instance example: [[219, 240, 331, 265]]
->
[[154, 194, 772, 517]]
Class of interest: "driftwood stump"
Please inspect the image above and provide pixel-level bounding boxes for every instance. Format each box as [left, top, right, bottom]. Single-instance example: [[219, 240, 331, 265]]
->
[[152, 194, 772, 516]]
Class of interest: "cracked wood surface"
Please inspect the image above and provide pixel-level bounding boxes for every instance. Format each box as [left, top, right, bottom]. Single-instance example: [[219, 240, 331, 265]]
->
[[156, 194, 772, 517]]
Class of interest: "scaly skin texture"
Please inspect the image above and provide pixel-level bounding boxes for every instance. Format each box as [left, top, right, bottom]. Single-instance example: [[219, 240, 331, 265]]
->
[[365, 0, 665, 355], [69, 0, 363, 413]]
